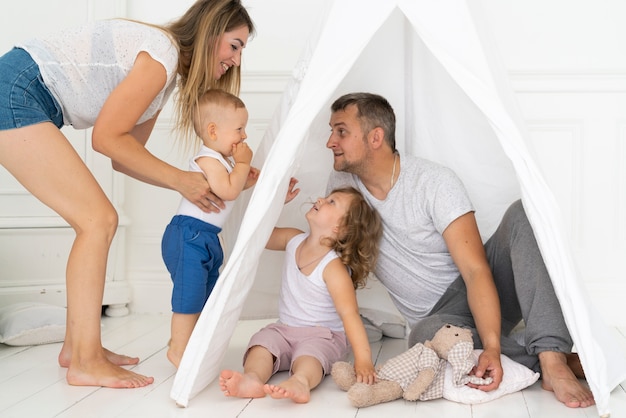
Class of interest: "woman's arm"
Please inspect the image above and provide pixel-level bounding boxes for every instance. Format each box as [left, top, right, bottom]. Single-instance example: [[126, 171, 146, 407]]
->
[[92, 52, 222, 212], [324, 259, 375, 384]]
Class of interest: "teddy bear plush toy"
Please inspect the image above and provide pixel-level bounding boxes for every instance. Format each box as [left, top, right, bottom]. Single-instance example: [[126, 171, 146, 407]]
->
[[331, 323, 493, 408]]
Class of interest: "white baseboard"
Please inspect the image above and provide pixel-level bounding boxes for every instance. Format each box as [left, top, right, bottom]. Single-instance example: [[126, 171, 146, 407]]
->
[[0, 280, 131, 310], [126, 278, 626, 330], [128, 280, 172, 314]]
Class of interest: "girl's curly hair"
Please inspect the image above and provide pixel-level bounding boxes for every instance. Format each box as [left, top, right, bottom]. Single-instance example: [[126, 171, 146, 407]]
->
[[324, 187, 383, 289]]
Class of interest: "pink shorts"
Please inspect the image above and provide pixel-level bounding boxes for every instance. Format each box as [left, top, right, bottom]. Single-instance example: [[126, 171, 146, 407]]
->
[[244, 323, 349, 375]]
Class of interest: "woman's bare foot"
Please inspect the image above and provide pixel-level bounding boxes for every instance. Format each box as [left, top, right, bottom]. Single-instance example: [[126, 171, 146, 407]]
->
[[59, 345, 139, 368], [264, 375, 311, 403], [539, 351, 594, 408], [66, 356, 153, 388], [219, 370, 266, 398]]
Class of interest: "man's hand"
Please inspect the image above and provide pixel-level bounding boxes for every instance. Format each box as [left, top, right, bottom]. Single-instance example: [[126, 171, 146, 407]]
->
[[468, 348, 503, 391]]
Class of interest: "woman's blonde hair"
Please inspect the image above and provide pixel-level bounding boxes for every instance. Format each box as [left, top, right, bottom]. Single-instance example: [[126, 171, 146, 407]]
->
[[163, 0, 255, 144], [324, 187, 383, 289]]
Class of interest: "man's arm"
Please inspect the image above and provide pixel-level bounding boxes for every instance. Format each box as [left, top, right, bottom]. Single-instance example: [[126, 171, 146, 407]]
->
[[442, 211, 503, 391]]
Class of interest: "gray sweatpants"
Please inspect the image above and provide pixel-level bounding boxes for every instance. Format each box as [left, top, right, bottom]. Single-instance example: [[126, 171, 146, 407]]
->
[[407, 199, 572, 372]]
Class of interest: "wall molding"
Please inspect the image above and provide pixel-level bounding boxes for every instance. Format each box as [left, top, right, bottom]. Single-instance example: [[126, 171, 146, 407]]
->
[[241, 69, 626, 95], [619, 122, 626, 246], [242, 71, 292, 94], [509, 70, 626, 93], [524, 119, 584, 243]]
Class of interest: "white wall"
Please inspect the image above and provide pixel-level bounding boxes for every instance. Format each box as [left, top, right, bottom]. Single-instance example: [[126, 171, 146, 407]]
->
[[480, 0, 626, 324], [1, 1, 624, 325]]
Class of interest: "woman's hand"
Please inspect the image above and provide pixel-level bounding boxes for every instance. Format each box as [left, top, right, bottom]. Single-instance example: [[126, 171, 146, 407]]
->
[[182, 171, 225, 213]]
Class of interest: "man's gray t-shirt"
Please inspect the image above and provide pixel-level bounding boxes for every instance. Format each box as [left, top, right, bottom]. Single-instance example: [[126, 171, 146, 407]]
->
[[327, 155, 474, 328]]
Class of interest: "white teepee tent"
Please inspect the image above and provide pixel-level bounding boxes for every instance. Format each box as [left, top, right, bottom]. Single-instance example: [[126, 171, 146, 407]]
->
[[171, 1, 626, 416]]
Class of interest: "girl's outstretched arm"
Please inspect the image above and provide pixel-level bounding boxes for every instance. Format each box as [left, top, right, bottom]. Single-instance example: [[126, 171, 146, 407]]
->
[[266, 227, 302, 251], [324, 260, 375, 384]]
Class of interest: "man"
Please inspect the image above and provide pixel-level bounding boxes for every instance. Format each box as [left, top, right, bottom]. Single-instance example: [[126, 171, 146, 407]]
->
[[325, 92, 593, 408]]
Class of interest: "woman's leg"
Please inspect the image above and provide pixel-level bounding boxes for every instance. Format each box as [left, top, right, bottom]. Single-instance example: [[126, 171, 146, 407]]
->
[[0, 123, 152, 388]]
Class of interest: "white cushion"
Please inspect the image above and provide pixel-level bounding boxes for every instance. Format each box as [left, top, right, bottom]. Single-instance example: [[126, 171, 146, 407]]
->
[[0, 302, 66, 346], [442, 349, 540, 404], [359, 307, 406, 340]]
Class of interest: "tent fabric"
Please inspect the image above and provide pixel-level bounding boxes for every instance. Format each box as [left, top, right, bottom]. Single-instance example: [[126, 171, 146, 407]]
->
[[170, 0, 626, 415]]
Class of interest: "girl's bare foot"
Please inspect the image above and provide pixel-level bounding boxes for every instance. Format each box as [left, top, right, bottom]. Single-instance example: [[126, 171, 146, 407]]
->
[[219, 370, 266, 398], [59, 345, 139, 368], [66, 356, 153, 388], [539, 351, 594, 408], [263, 375, 311, 403]]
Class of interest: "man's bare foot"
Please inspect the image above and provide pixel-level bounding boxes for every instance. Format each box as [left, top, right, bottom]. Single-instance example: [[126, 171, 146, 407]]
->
[[66, 356, 154, 388], [219, 370, 266, 398], [539, 351, 594, 408], [59, 345, 139, 368], [566, 353, 585, 379], [263, 375, 311, 403]]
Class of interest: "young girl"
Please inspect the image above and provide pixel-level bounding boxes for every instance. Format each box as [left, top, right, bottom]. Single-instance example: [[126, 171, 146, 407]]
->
[[0, 0, 254, 388], [219, 186, 383, 403], [163, 89, 259, 368]]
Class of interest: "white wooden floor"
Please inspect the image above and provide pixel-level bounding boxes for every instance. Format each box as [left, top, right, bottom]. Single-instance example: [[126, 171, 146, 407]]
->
[[1, 313, 625, 418]]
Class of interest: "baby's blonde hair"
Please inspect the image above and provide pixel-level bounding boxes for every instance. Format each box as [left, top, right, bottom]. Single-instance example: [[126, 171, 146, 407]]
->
[[192, 89, 246, 149]]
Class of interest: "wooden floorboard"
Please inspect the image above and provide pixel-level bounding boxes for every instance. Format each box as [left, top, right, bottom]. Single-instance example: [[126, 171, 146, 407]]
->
[[0, 313, 624, 418]]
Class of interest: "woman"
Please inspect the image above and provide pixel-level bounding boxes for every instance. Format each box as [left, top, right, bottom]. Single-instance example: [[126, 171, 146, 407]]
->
[[0, 0, 254, 388]]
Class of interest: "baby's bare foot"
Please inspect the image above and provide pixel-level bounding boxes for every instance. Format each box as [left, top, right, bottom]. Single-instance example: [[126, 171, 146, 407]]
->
[[264, 376, 311, 403], [219, 370, 266, 398], [167, 347, 182, 368], [539, 351, 594, 408]]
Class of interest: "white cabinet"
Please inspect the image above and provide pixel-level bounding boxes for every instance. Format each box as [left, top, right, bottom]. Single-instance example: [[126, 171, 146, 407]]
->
[[0, 128, 131, 317], [0, 1, 132, 316]]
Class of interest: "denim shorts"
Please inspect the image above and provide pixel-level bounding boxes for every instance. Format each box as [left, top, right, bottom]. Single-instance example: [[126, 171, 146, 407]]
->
[[161, 215, 224, 314], [0, 47, 64, 130]]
